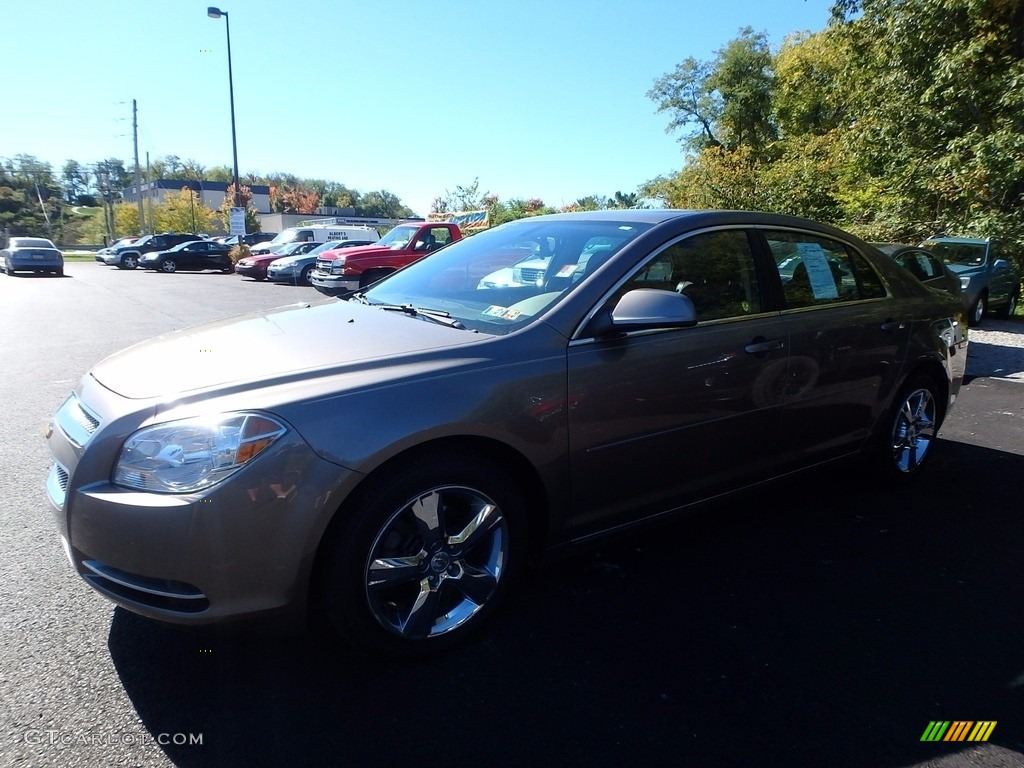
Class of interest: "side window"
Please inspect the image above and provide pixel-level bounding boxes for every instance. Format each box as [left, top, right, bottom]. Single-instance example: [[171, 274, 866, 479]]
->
[[619, 230, 761, 322], [767, 231, 884, 308], [432, 227, 452, 246]]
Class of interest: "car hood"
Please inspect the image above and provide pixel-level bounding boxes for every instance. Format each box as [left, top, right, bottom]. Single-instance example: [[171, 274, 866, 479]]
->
[[943, 263, 983, 276], [89, 300, 482, 400], [319, 243, 393, 260]]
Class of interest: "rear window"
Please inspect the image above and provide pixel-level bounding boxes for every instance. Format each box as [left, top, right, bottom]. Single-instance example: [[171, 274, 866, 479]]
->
[[11, 238, 56, 249]]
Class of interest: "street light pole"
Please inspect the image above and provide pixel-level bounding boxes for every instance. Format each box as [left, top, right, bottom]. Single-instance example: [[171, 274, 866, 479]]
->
[[207, 7, 241, 213]]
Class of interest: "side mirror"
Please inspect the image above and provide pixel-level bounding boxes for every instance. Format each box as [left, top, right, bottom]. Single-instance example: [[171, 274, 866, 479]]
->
[[992, 258, 1009, 272], [588, 288, 698, 336]]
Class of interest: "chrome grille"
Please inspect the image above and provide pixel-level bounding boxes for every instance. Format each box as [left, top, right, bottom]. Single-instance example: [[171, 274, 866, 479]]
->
[[315, 258, 332, 274], [519, 267, 546, 284], [54, 395, 101, 447]]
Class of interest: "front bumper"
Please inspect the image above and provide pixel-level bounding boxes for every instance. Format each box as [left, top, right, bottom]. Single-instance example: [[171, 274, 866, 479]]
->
[[235, 265, 265, 279], [45, 381, 357, 628], [310, 273, 358, 296]]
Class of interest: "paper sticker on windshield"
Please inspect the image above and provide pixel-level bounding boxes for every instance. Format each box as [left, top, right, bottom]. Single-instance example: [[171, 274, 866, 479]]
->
[[483, 305, 522, 320], [796, 243, 839, 299], [555, 264, 578, 278]]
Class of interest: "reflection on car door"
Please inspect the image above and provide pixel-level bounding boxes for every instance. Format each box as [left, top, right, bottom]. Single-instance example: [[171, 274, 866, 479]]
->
[[567, 229, 789, 536], [761, 229, 911, 461]]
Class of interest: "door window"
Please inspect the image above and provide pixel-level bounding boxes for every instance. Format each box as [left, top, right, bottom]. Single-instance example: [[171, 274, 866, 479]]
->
[[766, 231, 885, 308], [616, 229, 762, 322]]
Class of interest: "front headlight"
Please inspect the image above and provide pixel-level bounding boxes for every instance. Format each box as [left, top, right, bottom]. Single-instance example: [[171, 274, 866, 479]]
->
[[113, 413, 287, 493], [960, 276, 971, 290]]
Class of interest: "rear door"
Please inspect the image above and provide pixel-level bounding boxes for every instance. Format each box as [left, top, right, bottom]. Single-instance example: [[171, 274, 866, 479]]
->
[[567, 227, 789, 534], [758, 228, 910, 461]]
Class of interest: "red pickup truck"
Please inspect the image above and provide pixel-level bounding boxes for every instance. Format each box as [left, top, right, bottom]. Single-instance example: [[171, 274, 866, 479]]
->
[[310, 221, 462, 296]]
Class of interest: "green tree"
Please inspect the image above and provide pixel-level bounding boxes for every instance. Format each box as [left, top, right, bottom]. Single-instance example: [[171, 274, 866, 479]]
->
[[152, 188, 218, 234]]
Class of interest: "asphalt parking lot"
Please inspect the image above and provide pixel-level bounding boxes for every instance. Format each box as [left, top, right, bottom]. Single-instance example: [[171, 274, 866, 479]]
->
[[1, 263, 1022, 767]]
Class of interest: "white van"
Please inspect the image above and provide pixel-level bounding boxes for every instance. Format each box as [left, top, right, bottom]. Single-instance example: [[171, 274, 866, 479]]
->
[[265, 224, 380, 248]]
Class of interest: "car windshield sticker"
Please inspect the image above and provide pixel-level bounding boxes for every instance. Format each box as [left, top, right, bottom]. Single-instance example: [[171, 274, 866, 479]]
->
[[797, 243, 839, 299], [483, 305, 522, 321], [556, 264, 578, 278]]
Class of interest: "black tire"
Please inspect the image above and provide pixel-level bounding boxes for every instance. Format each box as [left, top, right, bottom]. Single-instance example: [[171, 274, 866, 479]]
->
[[968, 292, 987, 326], [160, 259, 177, 273], [299, 264, 314, 285], [359, 268, 392, 289], [995, 290, 1018, 319], [874, 374, 941, 483], [121, 254, 139, 270], [317, 452, 524, 657]]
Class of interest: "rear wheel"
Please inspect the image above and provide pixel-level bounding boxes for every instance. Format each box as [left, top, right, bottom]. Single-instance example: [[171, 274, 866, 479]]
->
[[875, 374, 941, 482], [160, 259, 177, 273], [317, 453, 523, 657], [995, 290, 1018, 319]]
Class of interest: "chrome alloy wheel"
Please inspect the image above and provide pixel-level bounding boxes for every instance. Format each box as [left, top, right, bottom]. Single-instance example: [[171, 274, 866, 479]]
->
[[891, 386, 937, 473], [364, 485, 509, 640]]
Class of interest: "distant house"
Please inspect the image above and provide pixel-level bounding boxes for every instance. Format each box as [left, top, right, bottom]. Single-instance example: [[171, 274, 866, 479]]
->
[[121, 179, 272, 214]]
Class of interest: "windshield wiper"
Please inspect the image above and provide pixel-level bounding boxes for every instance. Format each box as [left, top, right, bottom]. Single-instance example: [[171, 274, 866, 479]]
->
[[369, 301, 468, 330]]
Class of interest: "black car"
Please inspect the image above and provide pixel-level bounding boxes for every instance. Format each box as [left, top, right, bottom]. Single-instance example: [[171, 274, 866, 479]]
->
[[139, 240, 234, 273], [219, 232, 278, 247], [101, 233, 200, 270], [871, 243, 965, 310]]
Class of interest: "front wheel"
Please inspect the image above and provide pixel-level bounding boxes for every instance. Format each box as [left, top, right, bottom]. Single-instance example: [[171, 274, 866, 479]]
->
[[160, 259, 177, 273], [876, 374, 941, 482], [317, 453, 523, 657], [359, 268, 392, 289], [969, 292, 987, 326], [299, 264, 314, 285], [121, 254, 138, 270]]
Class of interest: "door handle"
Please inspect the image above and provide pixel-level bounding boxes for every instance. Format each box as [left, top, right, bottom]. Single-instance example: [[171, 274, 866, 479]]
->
[[744, 338, 785, 355], [880, 320, 905, 332]]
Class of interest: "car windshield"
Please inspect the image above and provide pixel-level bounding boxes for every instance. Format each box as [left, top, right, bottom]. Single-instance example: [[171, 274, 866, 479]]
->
[[377, 225, 419, 249], [362, 218, 650, 335], [308, 241, 342, 256], [922, 241, 986, 266]]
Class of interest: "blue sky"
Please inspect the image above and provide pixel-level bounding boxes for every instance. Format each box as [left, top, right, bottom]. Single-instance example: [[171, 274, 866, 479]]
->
[[5, 0, 834, 216]]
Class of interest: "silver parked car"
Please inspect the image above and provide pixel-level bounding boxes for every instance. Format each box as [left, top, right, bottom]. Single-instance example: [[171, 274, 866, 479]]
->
[[2, 236, 63, 276], [44, 210, 968, 656]]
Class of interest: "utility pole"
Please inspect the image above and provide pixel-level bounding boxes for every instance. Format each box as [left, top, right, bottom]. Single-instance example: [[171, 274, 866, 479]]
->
[[145, 152, 154, 233], [133, 99, 145, 235]]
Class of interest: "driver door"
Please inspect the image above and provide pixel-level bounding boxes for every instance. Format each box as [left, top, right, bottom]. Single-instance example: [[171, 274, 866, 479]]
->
[[567, 228, 788, 536]]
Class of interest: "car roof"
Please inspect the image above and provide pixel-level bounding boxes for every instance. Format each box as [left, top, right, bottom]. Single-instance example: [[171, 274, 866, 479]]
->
[[922, 236, 987, 245]]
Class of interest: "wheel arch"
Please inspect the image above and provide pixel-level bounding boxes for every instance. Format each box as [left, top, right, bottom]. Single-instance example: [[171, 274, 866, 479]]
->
[[311, 435, 551, 590], [893, 359, 950, 428]]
